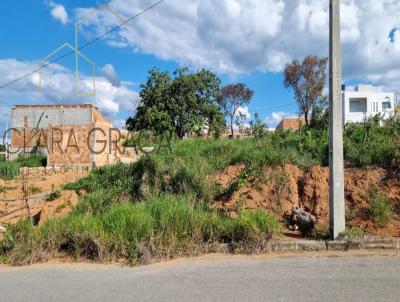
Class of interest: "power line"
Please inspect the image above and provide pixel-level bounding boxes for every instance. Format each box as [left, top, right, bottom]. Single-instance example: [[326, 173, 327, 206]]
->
[[250, 103, 295, 113], [0, 0, 166, 90]]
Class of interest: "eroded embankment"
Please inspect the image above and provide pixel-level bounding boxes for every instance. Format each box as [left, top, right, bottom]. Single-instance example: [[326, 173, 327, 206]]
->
[[213, 164, 400, 237]]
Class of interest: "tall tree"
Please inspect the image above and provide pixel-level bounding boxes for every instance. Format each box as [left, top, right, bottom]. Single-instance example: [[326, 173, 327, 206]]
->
[[126, 68, 225, 139], [283, 56, 328, 126], [218, 83, 254, 137]]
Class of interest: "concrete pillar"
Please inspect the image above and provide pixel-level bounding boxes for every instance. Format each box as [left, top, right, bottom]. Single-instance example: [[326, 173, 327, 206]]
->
[[329, 0, 345, 239]]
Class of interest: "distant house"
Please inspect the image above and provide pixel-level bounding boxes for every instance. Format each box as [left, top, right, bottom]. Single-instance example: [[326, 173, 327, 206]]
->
[[342, 85, 395, 123], [276, 117, 305, 131], [395, 104, 400, 118], [10, 104, 121, 167]]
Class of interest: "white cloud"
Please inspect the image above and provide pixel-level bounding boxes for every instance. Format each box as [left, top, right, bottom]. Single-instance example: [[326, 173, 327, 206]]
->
[[112, 119, 127, 129], [235, 106, 251, 120], [74, 0, 400, 90], [0, 58, 140, 118], [48, 2, 69, 24], [265, 111, 294, 127], [100, 64, 121, 87]]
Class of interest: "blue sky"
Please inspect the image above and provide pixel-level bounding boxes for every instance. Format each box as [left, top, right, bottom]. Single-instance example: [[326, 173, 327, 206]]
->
[[1, 0, 399, 134]]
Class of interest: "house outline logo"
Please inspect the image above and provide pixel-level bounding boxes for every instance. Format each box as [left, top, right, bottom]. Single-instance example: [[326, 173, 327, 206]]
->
[[38, 3, 127, 97]]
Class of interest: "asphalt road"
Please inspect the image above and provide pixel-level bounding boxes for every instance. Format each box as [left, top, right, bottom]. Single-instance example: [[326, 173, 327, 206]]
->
[[0, 253, 399, 302]]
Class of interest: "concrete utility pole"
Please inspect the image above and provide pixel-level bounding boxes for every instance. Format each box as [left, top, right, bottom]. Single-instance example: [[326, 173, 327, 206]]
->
[[329, 0, 345, 239]]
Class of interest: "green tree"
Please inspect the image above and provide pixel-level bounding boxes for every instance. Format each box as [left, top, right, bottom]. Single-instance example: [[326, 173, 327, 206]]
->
[[283, 56, 328, 126], [218, 83, 254, 137], [249, 113, 267, 140], [127, 68, 225, 139]]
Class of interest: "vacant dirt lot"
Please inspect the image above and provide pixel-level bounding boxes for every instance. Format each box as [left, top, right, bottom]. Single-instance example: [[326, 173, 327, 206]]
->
[[0, 167, 88, 225]]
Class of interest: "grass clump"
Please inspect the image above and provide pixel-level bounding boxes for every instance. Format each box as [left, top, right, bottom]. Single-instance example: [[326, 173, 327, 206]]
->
[[102, 203, 154, 260], [28, 185, 42, 195], [0, 161, 20, 180], [0, 194, 282, 265], [224, 210, 283, 251], [367, 187, 392, 226], [342, 227, 365, 242]]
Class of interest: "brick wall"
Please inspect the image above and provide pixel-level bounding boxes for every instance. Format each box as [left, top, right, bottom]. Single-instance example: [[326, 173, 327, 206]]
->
[[277, 118, 305, 131], [47, 124, 94, 166]]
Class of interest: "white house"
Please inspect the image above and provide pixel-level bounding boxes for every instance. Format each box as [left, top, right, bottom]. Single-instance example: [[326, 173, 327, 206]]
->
[[342, 84, 395, 124]]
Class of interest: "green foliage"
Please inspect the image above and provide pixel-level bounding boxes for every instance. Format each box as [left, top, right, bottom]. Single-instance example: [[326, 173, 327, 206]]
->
[[249, 113, 267, 141], [127, 67, 225, 139], [218, 83, 254, 137], [0, 194, 282, 265], [220, 171, 249, 199], [343, 227, 365, 242], [65, 163, 133, 194], [0, 155, 47, 180], [2, 117, 399, 265], [0, 161, 20, 180], [224, 210, 282, 248], [283, 56, 328, 126], [45, 189, 61, 202], [0, 145, 5, 152], [344, 117, 400, 169], [16, 154, 47, 167], [310, 106, 328, 130], [367, 186, 392, 226]]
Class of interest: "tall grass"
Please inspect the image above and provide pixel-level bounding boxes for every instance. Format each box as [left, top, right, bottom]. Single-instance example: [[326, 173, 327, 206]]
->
[[0, 194, 282, 265], [367, 187, 392, 226], [0, 161, 20, 180], [1, 118, 399, 265], [16, 154, 47, 167], [63, 120, 400, 213], [0, 154, 47, 180]]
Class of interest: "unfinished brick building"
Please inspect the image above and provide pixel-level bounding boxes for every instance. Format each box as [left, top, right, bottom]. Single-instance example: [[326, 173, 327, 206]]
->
[[10, 104, 122, 167], [276, 117, 306, 131]]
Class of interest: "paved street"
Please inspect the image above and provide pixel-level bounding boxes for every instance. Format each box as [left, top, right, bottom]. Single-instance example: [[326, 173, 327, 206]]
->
[[0, 253, 399, 302]]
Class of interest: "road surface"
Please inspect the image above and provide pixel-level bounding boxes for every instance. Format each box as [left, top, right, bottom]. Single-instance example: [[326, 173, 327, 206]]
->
[[0, 252, 399, 302]]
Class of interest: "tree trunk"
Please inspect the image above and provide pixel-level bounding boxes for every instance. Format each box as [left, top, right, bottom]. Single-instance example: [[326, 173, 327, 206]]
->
[[304, 111, 310, 126]]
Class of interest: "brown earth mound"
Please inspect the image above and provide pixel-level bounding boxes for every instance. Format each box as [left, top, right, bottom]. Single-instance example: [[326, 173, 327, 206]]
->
[[213, 164, 400, 237], [0, 168, 87, 225]]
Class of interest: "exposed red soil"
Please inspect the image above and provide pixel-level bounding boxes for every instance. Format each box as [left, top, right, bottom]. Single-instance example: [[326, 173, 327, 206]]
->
[[213, 164, 400, 237], [0, 168, 86, 225]]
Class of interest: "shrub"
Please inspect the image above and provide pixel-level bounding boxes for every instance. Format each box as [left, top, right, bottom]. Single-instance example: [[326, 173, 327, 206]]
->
[[367, 187, 392, 226], [343, 227, 364, 242], [45, 189, 61, 202]]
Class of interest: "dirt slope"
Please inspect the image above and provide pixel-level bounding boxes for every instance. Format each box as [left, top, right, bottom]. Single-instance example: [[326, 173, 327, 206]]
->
[[0, 168, 86, 225], [213, 164, 400, 237]]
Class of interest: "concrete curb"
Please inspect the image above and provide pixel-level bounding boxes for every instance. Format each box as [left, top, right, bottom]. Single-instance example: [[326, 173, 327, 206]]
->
[[216, 238, 400, 254]]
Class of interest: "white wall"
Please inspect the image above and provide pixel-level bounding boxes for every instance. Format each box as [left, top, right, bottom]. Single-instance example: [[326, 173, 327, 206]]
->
[[342, 88, 395, 124]]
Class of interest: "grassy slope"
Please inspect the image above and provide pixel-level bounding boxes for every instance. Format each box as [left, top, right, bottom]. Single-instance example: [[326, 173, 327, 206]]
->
[[1, 118, 399, 265]]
